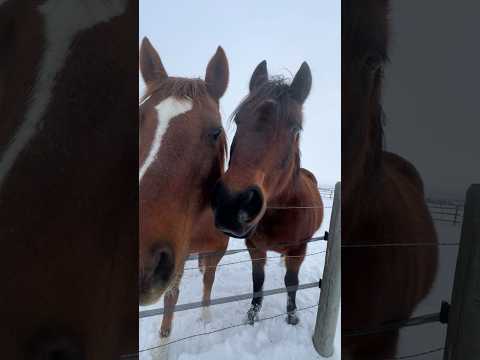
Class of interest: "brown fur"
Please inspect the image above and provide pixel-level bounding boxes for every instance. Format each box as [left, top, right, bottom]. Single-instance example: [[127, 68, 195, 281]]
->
[[138, 38, 229, 337], [342, 1, 438, 358], [0, 1, 138, 358], [213, 61, 323, 322]]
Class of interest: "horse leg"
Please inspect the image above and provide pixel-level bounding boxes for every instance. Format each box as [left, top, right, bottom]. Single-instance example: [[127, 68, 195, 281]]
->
[[284, 250, 305, 325], [200, 253, 222, 322], [159, 286, 179, 338], [247, 246, 267, 325]]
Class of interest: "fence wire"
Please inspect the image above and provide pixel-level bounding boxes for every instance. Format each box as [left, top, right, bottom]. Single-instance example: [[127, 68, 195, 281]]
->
[[139, 281, 319, 318], [267, 205, 332, 209], [342, 242, 459, 249], [186, 233, 327, 261], [127, 303, 319, 357], [184, 249, 326, 271], [387, 347, 444, 360], [131, 187, 459, 359], [344, 312, 443, 337]]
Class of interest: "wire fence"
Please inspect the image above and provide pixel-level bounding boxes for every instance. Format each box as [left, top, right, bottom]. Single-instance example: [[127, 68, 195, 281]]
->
[[388, 347, 445, 360], [186, 233, 327, 261], [325, 187, 459, 359], [140, 281, 319, 318], [135, 186, 463, 359], [341, 301, 450, 360], [342, 242, 459, 249], [125, 303, 320, 358], [184, 250, 326, 271]]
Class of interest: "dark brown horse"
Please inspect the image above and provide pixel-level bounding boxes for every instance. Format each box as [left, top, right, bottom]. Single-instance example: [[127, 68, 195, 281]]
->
[[342, 0, 438, 358], [212, 61, 323, 325], [138, 38, 229, 337], [0, 1, 137, 359]]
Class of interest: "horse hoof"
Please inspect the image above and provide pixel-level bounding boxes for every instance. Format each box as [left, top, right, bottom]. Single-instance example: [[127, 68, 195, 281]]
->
[[247, 308, 259, 325], [286, 313, 299, 325], [246, 303, 262, 325], [159, 327, 171, 338], [201, 307, 212, 323], [247, 310, 257, 325]]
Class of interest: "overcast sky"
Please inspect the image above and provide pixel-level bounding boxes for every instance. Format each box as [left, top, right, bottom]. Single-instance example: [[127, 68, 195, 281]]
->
[[383, 0, 480, 200], [139, 0, 340, 187]]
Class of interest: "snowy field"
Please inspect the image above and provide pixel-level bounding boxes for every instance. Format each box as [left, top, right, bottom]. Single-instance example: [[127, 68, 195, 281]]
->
[[139, 195, 339, 360]]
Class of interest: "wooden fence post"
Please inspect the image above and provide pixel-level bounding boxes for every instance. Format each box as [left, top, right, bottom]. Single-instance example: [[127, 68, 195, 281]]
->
[[313, 181, 341, 357], [443, 184, 480, 360]]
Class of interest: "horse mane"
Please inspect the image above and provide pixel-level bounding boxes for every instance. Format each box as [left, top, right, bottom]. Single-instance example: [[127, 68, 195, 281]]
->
[[230, 76, 293, 126], [343, 0, 390, 178], [140, 77, 208, 103], [370, 99, 386, 174]]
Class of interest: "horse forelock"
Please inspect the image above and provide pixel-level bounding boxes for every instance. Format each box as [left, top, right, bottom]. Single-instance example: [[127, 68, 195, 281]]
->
[[140, 77, 208, 105], [231, 77, 294, 126]]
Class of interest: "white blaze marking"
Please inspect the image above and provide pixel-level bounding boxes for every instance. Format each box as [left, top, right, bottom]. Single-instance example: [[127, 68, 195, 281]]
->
[[139, 94, 152, 106], [0, 0, 127, 188], [139, 97, 192, 183]]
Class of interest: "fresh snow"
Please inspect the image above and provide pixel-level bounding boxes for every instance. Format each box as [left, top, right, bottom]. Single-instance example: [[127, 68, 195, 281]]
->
[[139, 196, 339, 360]]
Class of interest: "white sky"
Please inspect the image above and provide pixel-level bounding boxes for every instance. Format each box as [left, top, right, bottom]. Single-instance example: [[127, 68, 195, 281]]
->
[[139, 0, 340, 186]]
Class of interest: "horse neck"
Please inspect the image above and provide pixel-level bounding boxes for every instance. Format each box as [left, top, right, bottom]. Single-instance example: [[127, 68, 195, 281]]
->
[[269, 151, 302, 205], [347, 105, 385, 201], [344, 144, 385, 236]]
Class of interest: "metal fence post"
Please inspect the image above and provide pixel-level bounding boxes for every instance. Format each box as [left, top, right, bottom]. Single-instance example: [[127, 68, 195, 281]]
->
[[313, 181, 341, 357], [443, 184, 480, 360]]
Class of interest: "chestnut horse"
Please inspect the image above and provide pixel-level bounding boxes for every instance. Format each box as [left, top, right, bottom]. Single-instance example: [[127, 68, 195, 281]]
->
[[212, 61, 323, 325], [342, 0, 438, 358], [138, 38, 229, 338], [0, 1, 137, 359]]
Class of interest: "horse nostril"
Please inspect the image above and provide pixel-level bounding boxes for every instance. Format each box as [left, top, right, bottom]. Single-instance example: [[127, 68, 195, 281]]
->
[[238, 209, 250, 224], [30, 333, 84, 360], [238, 187, 263, 224], [152, 246, 175, 285]]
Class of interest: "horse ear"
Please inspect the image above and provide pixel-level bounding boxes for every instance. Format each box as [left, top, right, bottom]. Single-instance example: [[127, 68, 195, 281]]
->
[[290, 62, 312, 104], [140, 37, 167, 85], [249, 60, 268, 92], [205, 46, 229, 100]]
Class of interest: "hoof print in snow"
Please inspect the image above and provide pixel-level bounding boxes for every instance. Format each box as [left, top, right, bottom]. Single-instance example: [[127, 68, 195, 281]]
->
[[286, 312, 299, 325]]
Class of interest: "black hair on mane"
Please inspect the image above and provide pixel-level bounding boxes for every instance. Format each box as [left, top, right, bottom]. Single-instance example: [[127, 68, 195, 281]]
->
[[230, 76, 300, 127]]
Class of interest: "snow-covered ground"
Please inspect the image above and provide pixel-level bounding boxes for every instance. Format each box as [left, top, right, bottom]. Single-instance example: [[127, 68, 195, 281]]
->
[[139, 195, 339, 360]]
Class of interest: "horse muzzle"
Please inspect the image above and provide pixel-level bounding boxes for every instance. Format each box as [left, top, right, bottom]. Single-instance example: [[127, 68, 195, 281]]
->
[[211, 180, 264, 238], [139, 244, 175, 305]]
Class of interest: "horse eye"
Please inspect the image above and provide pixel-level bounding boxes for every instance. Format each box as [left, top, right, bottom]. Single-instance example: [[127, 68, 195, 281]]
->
[[209, 127, 222, 141]]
